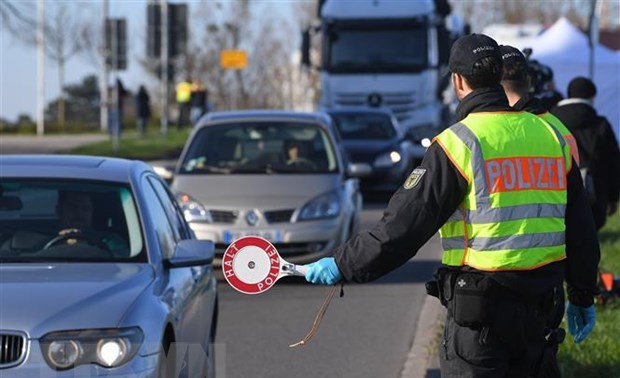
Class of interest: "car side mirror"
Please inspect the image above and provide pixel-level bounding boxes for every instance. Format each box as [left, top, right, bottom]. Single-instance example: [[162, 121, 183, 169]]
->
[[150, 161, 176, 184], [346, 162, 372, 178], [166, 239, 214, 268]]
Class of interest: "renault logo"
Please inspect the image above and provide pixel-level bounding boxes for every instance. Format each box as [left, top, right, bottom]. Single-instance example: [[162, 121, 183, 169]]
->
[[367, 93, 382, 107], [245, 210, 259, 226]]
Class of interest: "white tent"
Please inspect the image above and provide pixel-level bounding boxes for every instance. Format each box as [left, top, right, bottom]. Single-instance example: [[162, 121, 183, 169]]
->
[[529, 18, 620, 139]]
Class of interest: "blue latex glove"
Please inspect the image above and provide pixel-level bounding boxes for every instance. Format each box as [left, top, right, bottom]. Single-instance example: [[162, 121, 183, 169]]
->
[[566, 302, 596, 343], [305, 257, 342, 285]]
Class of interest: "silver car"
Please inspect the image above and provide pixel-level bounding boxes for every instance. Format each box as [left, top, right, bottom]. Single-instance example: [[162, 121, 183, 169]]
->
[[0, 155, 217, 377], [172, 110, 366, 264]]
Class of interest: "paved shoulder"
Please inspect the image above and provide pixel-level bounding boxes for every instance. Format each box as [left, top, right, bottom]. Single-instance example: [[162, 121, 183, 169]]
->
[[400, 288, 445, 378]]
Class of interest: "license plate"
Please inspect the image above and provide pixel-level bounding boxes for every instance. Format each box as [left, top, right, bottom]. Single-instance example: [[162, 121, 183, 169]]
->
[[223, 229, 282, 244]]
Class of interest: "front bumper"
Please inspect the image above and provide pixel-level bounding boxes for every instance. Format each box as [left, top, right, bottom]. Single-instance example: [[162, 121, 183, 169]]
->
[[2, 339, 160, 378]]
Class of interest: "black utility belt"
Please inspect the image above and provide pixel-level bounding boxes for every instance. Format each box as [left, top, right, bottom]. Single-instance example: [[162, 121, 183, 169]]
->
[[426, 268, 556, 328]]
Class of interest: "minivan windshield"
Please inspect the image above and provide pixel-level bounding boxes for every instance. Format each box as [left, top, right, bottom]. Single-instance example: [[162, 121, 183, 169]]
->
[[180, 121, 340, 174], [0, 180, 145, 263]]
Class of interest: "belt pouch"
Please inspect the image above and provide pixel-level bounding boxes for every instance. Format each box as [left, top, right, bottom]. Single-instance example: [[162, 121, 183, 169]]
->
[[451, 273, 493, 328]]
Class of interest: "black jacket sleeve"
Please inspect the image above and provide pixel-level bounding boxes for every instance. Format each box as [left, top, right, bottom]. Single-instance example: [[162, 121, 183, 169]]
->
[[600, 118, 620, 204], [333, 142, 468, 283], [565, 159, 601, 307]]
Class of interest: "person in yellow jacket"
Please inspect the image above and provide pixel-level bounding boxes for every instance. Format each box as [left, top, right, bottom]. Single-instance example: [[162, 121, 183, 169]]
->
[[303, 34, 600, 377], [175, 79, 192, 128]]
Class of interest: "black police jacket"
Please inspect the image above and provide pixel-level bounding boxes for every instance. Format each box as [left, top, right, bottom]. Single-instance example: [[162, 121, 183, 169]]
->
[[333, 86, 600, 307]]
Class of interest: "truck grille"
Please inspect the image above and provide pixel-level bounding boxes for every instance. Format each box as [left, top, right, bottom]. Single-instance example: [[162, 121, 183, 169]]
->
[[0, 332, 27, 368], [334, 91, 416, 124]]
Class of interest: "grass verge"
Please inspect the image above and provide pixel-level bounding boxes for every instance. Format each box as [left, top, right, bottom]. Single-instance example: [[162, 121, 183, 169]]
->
[[66, 128, 191, 160], [558, 211, 620, 378]]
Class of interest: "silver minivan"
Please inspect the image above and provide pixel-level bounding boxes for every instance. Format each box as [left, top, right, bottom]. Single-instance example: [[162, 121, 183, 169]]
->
[[172, 110, 367, 264]]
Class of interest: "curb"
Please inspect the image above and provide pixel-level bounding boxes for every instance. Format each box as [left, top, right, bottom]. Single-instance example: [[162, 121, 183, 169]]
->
[[400, 294, 446, 378]]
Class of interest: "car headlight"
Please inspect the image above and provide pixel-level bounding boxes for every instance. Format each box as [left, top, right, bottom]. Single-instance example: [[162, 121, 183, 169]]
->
[[374, 150, 402, 168], [40, 327, 143, 371], [406, 124, 438, 144], [298, 190, 341, 221], [176, 192, 213, 223]]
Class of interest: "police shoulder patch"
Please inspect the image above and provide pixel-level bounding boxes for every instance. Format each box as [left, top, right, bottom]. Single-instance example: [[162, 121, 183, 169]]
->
[[403, 168, 426, 189]]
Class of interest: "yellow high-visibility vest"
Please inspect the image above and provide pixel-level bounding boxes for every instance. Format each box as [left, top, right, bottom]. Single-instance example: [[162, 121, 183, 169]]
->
[[176, 81, 192, 103], [434, 111, 572, 271], [539, 111, 580, 166]]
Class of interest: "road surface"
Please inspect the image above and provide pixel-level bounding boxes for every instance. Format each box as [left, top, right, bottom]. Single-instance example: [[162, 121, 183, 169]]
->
[[214, 201, 443, 378]]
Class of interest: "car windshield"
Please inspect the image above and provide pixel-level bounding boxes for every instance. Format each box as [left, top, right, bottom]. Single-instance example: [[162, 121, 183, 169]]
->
[[330, 112, 397, 140], [180, 121, 339, 174], [0, 180, 145, 263]]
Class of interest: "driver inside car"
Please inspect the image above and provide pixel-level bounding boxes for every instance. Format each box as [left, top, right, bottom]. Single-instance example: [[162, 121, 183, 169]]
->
[[48, 190, 128, 255], [284, 140, 316, 170]]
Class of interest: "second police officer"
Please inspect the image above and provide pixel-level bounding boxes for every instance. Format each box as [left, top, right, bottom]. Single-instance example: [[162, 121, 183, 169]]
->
[[498, 44, 579, 378], [303, 34, 600, 377]]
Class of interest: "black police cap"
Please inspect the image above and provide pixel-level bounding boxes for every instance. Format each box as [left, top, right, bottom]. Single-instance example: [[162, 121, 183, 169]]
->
[[449, 34, 502, 76], [499, 45, 528, 80]]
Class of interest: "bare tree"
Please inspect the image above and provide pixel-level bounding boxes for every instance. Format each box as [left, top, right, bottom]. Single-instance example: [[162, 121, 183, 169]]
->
[[451, 0, 606, 32], [138, 1, 318, 112], [1, 0, 92, 127]]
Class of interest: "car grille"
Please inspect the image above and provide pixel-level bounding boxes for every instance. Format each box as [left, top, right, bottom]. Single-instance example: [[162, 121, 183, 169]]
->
[[210, 210, 238, 224], [0, 332, 27, 368], [264, 209, 294, 224]]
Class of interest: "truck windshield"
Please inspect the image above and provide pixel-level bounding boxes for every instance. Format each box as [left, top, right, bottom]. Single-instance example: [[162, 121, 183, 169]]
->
[[325, 25, 428, 74]]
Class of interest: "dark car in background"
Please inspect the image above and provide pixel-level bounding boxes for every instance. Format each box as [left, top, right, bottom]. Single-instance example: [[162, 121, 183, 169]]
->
[[327, 107, 416, 194], [0, 155, 217, 378]]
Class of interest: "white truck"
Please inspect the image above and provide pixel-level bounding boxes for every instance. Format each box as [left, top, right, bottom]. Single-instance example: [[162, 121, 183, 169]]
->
[[303, 0, 462, 161]]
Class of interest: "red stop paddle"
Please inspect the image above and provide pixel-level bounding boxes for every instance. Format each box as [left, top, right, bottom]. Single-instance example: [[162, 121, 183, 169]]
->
[[222, 236, 307, 295]]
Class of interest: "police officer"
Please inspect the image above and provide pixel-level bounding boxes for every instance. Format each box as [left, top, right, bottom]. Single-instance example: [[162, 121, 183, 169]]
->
[[303, 34, 600, 377], [499, 44, 576, 378], [499, 45, 579, 165]]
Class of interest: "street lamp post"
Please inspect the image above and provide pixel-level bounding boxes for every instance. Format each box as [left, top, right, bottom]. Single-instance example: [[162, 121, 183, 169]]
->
[[36, 0, 45, 136], [160, 0, 169, 135]]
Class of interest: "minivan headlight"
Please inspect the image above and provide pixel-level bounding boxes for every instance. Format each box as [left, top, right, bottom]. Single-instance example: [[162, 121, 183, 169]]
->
[[374, 150, 401, 168], [298, 191, 341, 221], [176, 192, 213, 223], [40, 327, 143, 370]]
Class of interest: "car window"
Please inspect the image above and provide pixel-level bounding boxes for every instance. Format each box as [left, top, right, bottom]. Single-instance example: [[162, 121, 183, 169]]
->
[[330, 113, 397, 140], [147, 176, 191, 241], [180, 121, 340, 174], [140, 177, 176, 259], [0, 180, 145, 262]]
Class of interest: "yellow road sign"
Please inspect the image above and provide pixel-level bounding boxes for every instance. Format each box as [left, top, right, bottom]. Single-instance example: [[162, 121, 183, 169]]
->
[[220, 50, 248, 69]]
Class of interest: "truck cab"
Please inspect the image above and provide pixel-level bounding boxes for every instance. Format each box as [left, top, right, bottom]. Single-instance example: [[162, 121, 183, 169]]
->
[[313, 0, 457, 163]]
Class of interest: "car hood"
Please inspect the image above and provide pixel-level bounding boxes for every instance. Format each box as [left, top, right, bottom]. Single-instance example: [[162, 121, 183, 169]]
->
[[173, 174, 341, 208], [0, 263, 155, 338], [343, 140, 398, 163]]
